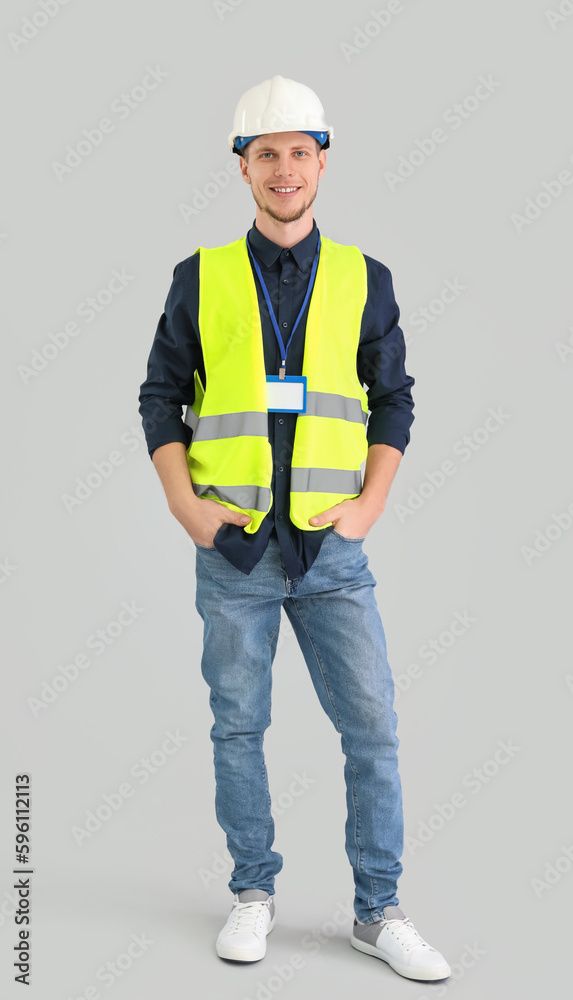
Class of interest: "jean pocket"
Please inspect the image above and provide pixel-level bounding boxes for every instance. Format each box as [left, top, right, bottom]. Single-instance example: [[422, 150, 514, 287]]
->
[[332, 528, 366, 543]]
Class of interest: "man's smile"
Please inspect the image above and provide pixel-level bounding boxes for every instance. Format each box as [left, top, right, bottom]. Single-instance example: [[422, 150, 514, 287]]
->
[[269, 186, 301, 198]]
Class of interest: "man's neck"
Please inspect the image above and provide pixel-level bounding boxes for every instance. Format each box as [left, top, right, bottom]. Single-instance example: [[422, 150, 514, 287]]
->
[[253, 209, 314, 248]]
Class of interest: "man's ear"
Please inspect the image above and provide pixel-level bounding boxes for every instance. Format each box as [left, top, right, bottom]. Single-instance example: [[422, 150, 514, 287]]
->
[[239, 155, 251, 185]]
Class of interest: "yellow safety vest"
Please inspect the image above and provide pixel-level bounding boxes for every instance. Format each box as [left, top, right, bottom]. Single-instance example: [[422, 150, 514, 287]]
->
[[185, 234, 369, 533]]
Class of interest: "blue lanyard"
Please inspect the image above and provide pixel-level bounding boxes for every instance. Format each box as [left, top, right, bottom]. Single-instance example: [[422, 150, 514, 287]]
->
[[246, 232, 321, 378]]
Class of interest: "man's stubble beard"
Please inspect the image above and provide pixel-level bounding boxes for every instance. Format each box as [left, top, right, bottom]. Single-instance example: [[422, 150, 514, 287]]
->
[[252, 177, 320, 224]]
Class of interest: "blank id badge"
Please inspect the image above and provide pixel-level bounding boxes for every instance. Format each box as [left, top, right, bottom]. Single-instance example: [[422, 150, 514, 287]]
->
[[266, 375, 307, 413]]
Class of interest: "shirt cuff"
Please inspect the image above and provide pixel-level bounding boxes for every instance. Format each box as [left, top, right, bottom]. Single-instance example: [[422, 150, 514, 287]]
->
[[366, 422, 411, 454], [146, 420, 192, 460]]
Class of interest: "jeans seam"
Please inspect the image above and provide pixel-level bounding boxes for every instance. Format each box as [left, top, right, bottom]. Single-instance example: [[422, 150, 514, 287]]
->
[[368, 879, 380, 915], [347, 751, 363, 875], [289, 598, 341, 729], [261, 732, 272, 815], [269, 621, 281, 648], [288, 598, 364, 877]]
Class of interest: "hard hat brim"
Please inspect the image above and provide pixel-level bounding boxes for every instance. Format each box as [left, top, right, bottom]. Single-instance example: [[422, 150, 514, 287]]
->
[[229, 127, 333, 154]]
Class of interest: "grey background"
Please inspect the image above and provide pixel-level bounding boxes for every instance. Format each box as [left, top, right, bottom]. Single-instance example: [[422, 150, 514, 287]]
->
[[1, 0, 572, 997]]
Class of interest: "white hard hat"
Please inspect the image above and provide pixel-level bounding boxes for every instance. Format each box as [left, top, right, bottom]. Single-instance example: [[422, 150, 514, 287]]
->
[[228, 74, 333, 154]]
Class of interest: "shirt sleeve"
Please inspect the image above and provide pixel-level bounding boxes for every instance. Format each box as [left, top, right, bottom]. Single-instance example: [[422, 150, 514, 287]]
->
[[358, 257, 415, 454], [138, 257, 201, 459]]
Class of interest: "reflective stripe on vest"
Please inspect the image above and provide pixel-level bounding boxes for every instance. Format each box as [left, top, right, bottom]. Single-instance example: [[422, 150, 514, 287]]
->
[[290, 468, 363, 494], [192, 481, 272, 511], [184, 408, 268, 440], [183, 390, 367, 439], [185, 234, 369, 532]]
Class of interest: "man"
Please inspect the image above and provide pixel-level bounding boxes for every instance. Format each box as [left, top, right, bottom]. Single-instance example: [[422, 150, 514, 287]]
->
[[138, 74, 450, 982]]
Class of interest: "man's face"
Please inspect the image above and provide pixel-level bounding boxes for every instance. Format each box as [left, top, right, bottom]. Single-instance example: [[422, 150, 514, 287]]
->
[[239, 131, 326, 224]]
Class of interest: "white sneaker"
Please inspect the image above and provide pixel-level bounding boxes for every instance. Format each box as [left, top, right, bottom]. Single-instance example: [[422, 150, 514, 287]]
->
[[351, 905, 451, 981], [216, 889, 275, 961]]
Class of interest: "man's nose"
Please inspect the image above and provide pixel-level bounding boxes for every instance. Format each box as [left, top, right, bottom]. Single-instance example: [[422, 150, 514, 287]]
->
[[274, 156, 295, 176]]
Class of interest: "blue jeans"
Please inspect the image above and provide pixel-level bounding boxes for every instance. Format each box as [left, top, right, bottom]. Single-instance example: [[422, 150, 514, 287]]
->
[[194, 527, 404, 923]]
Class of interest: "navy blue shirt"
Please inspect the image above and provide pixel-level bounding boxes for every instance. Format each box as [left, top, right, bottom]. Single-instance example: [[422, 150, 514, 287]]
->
[[138, 219, 415, 578]]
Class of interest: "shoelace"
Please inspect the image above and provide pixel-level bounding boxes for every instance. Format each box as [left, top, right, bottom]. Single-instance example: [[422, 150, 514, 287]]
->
[[382, 917, 431, 953], [229, 899, 270, 933]]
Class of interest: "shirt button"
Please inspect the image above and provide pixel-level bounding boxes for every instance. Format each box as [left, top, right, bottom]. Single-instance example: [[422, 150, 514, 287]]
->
[[278, 466, 284, 473], [278, 418, 284, 424], [283, 279, 289, 284], [282, 321, 288, 328], [277, 513, 283, 520], [284, 250, 290, 256]]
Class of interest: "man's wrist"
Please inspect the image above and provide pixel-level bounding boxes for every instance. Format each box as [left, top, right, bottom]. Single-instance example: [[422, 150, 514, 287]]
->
[[359, 443, 402, 518], [355, 492, 386, 521], [169, 490, 201, 518]]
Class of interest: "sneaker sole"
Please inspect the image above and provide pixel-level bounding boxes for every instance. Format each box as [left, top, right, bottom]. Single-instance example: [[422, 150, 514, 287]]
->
[[350, 935, 450, 981], [216, 916, 275, 962]]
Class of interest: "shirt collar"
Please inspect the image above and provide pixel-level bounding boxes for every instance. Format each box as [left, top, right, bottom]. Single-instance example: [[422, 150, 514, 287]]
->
[[247, 218, 319, 272]]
